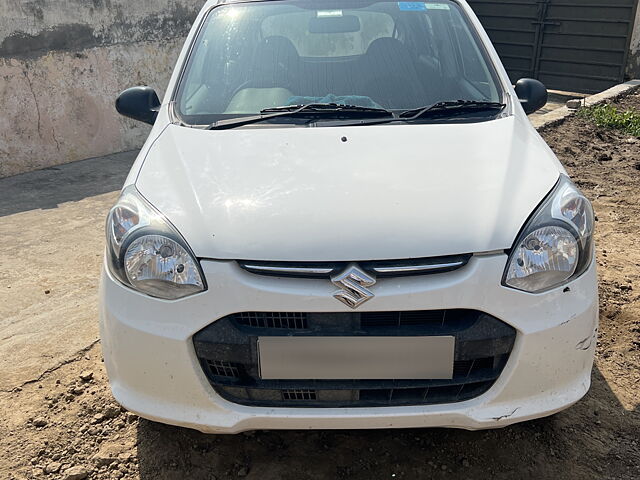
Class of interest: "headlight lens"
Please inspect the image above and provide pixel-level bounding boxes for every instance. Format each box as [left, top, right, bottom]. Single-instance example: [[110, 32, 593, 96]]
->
[[503, 176, 594, 293], [106, 186, 205, 300], [505, 226, 578, 292], [124, 235, 204, 299]]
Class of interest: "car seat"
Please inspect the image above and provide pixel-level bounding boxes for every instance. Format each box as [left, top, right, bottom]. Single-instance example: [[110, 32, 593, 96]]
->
[[362, 37, 424, 109]]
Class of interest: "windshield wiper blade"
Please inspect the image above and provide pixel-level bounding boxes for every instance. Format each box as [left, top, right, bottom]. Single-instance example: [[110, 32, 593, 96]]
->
[[262, 103, 391, 114], [316, 100, 506, 127], [399, 100, 506, 120], [208, 103, 393, 130]]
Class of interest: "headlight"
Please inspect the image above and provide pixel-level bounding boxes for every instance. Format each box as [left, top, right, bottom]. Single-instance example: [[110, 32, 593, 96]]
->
[[106, 186, 205, 300], [503, 176, 594, 293]]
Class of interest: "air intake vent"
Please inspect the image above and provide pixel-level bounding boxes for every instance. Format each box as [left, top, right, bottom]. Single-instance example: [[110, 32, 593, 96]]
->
[[360, 310, 446, 327], [207, 360, 240, 378], [282, 389, 317, 401], [452, 357, 495, 377], [234, 312, 308, 329]]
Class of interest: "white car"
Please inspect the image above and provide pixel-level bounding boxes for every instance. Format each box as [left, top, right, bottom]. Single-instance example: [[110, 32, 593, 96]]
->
[[100, 0, 598, 433]]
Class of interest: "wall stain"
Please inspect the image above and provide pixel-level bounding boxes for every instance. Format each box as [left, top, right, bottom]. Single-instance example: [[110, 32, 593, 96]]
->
[[24, 0, 45, 23], [1, 24, 100, 58], [0, 4, 200, 59]]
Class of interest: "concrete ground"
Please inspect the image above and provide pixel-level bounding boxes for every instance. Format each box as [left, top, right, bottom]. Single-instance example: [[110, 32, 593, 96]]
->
[[0, 150, 137, 391], [535, 90, 585, 115]]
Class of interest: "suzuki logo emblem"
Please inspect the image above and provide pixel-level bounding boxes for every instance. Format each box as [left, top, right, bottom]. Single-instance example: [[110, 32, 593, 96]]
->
[[331, 265, 376, 309]]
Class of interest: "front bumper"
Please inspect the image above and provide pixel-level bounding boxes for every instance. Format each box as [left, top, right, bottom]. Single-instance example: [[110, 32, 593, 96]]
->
[[99, 254, 598, 433]]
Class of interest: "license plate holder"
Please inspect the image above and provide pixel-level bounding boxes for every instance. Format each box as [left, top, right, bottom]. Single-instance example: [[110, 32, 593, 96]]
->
[[258, 336, 455, 380]]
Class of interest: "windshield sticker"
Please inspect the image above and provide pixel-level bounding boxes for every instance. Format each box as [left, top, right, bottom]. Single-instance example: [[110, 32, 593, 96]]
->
[[398, 2, 450, 11], [317, 10, 343, 17], [398, 2, 428, 11], [425, 3, 451, 9]]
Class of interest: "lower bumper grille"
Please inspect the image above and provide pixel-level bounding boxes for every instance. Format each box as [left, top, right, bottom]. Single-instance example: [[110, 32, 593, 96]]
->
[[193, 310, 516, 408]]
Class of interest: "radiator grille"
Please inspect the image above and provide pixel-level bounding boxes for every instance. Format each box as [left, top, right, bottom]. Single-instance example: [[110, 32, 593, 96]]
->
[[194, 310, 516, 408], [238, 254, 472, 279]]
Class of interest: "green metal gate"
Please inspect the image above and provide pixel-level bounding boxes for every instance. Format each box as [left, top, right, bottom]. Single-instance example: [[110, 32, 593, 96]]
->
[[468, 0, 639, 93]]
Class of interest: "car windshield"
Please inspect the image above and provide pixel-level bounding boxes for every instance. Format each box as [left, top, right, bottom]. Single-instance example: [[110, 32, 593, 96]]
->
[[175, 0, 504, 126]]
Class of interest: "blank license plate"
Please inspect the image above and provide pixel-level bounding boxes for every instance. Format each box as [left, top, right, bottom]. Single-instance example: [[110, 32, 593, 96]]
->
[[258, 336, 454, 380]]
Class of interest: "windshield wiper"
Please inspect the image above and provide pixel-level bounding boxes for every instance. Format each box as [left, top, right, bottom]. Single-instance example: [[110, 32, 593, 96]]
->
[[399, 100, 506, 120], [207, 103, 393, 130], [315, 100, 506, 127], [262, 103, 391, 114]]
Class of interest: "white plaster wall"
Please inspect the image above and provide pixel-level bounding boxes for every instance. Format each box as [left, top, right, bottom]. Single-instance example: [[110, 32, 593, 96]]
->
[[0, 0, 204, 178]]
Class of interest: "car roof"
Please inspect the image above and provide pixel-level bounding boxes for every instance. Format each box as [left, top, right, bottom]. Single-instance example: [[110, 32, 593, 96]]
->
[[205, 0, 467, 7]]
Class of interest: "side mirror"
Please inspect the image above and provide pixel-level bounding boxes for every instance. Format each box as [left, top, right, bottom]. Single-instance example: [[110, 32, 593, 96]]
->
[[115, 86, 160, 125], [515, 78, 548, 115]]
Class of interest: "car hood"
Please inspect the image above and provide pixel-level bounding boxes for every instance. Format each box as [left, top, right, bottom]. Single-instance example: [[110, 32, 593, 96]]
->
[[136, 117, 561, 261]]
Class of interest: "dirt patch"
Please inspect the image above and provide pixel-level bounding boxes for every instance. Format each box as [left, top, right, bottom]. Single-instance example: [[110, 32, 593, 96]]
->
[[1, 97, 640, 480], [540, 92, 640, 414]]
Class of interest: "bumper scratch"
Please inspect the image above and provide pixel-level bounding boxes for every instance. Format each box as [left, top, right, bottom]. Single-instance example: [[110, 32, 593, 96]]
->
[[576, 328, 598, 351], [491, 407, 520, 421]]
